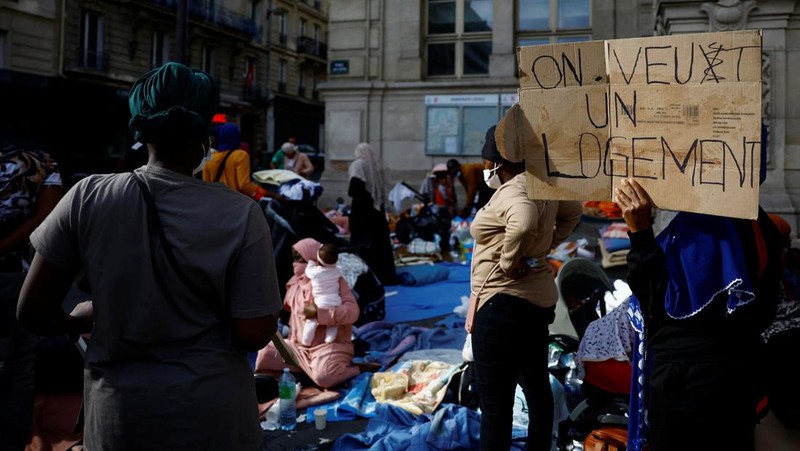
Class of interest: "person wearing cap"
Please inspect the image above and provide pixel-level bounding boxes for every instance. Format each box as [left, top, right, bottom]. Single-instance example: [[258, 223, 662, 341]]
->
[[469, 125, 581, 451], [446, 158, 494, 213], [270, 141, 314, 179], [202, 123, 269, 201], [17, 62, 282, 450]]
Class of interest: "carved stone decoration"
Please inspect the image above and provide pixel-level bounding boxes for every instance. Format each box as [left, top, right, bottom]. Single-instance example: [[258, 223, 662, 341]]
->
[[762, 50, 772, 165], [700, 0, 757, 31], [655, 12, 667, 36]]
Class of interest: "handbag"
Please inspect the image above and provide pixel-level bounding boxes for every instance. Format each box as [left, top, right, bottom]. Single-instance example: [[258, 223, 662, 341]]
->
[[464, 262, 501, 333], [584, 427, 628, 451]]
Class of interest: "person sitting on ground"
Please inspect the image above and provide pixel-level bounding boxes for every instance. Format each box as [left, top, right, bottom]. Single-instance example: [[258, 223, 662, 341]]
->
[[17, 62, 283, 450], [270, 142, 314, 179], [447, 158, 495, 213], [255, 238, 361, 388], [202, 123, 270, 201], [302, 243, 344, 346]]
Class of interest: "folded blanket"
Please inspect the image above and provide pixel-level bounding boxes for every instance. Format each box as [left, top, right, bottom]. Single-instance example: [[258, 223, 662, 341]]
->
[[396, 264, 450, 287], [601, 237, 631, 253], [599, 239, 629, 268], [370, 360, 460, 416], [600, 222, 630, 239]]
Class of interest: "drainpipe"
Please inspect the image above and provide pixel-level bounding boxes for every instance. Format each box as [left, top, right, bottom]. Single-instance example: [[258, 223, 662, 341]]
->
[[176, 0, 188, 64], [265, 0, 275, 155], [57, 0, 66, 78]]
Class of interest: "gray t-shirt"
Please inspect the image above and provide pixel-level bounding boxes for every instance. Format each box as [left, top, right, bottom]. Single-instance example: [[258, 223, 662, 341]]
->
[[30, 165, 281, 449]]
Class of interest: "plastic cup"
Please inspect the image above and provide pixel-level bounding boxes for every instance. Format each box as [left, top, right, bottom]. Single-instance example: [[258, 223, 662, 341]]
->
[[313, 408, 327, 430]]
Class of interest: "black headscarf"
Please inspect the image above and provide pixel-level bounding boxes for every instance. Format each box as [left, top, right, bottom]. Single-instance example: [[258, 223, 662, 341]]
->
[[481, 125, 510, 164]]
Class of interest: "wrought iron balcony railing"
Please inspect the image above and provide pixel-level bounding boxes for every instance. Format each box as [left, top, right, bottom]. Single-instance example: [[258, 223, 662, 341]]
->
[[151, 0, 262, 43], [296, 36, 327, 59]]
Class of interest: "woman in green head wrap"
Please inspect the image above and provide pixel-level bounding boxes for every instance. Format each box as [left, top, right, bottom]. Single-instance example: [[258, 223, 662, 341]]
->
[[128, 61, 220, 174], [17, 63, 283, 450]]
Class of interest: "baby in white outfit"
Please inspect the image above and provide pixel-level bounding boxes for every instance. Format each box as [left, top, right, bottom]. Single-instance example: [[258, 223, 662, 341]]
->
[[302, 243, 344, 345]]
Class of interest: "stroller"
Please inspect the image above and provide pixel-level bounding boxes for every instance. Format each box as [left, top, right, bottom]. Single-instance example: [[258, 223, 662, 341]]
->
[[549, 257, 632, 450], [262, 199, 386, 326]]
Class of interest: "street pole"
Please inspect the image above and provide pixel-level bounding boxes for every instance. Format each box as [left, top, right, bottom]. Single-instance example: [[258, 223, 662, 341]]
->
[[266, 0, 275, 156], [176, 0, 188, 64]]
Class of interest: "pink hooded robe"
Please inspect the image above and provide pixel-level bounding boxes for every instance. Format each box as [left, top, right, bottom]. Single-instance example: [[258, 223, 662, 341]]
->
[[255, 238, 361, 388]]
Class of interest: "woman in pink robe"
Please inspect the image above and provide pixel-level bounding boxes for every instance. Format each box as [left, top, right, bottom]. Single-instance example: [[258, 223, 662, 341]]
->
[[255, 238, 361, 388]]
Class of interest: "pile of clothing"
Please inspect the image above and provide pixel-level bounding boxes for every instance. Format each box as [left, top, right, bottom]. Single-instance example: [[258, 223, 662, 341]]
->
[[597, 223, 631, 268]]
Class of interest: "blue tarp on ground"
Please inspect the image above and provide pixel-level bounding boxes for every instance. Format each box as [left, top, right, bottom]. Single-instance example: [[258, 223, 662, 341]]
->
[[332, 403, 527, 451], [385, 262, 471, 323], [353, 321, 467, 369]]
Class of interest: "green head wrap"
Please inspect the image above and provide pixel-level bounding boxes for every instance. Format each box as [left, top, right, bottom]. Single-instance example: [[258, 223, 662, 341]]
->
[[128, 62, 220, 144]]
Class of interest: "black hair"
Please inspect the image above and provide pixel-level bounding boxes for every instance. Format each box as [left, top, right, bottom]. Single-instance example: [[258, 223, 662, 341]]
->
[[318, 243, 339, 265], [446, 159, 460, 172]]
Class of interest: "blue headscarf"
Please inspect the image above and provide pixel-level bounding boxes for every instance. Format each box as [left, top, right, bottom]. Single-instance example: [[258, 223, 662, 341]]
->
[[217, 123, 241, 151], [626, 211, 755, 450], [661, 212, 755, 318]]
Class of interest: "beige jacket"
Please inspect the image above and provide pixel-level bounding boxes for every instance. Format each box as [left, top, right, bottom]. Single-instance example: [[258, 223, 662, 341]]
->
[[469, 173, 582, 309], [292, 152, 315, 179]]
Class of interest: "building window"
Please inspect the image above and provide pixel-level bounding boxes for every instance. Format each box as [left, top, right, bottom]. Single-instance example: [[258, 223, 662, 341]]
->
[[300, 19, 307, 37], [0, 31, 6, 69], [278, 13, 288, 44], [424, 95, 515, 155], [201, 46, 213, 75], [248, 0, 258, 20], [298, 68, 305, 96], [278, 58, 286, 93], [244, 57, 257, 95], [426, 0, 492, 78], [313, 24, 320, 44], [151, 31, 169, 68], [517, 0, 591, 45], [80, 10, 105, 70]]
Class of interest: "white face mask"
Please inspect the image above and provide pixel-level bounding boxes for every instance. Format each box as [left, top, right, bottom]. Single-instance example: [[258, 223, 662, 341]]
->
[[192, 143, 211, 176], [483, 163, 503, 189]]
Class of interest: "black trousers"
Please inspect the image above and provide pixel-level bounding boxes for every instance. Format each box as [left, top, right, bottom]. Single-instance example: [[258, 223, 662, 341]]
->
[[647, 350, 758, 451], [472, 293, 555, 451]]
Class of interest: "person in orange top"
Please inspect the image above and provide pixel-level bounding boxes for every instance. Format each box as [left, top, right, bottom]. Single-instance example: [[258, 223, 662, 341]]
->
[[447, 158, 495, 213], [202, 123, 268, 200]]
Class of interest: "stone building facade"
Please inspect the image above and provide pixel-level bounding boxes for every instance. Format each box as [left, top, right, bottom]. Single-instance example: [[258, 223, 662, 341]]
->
[[0, 0, 329, 177], [320, 0, 798, 236]]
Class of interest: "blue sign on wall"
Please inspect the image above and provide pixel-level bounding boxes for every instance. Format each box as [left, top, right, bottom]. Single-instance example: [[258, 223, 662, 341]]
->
[[330, 60, 349, 75]]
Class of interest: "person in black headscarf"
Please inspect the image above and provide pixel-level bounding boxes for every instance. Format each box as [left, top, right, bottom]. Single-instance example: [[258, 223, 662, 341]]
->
[[17, 62, 282, 450]]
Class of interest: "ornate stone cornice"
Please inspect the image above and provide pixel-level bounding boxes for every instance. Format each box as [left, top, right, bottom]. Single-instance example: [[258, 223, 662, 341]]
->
[[700, 0, 757, 31]]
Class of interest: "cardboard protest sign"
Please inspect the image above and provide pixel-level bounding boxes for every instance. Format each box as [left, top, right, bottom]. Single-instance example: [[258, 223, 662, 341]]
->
[[501, 30, 762, 219]]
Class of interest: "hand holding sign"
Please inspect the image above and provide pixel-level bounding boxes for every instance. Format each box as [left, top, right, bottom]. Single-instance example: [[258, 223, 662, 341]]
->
[[615, 178, 653, 233]]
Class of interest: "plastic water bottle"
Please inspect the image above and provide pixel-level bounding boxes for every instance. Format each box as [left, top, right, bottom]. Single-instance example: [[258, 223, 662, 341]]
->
[[448, 235, 460, 261], [563, 366, 583, 411], [278, 368, 297, 431]]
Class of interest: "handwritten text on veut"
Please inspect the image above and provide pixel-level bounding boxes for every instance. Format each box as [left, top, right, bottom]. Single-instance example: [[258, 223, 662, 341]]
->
[[525, 39, 761, 191], [528, 40, 761, 88]]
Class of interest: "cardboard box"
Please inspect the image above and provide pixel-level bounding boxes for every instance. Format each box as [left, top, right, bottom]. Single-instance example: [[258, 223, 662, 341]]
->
[[500, 30, 762, 219]]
